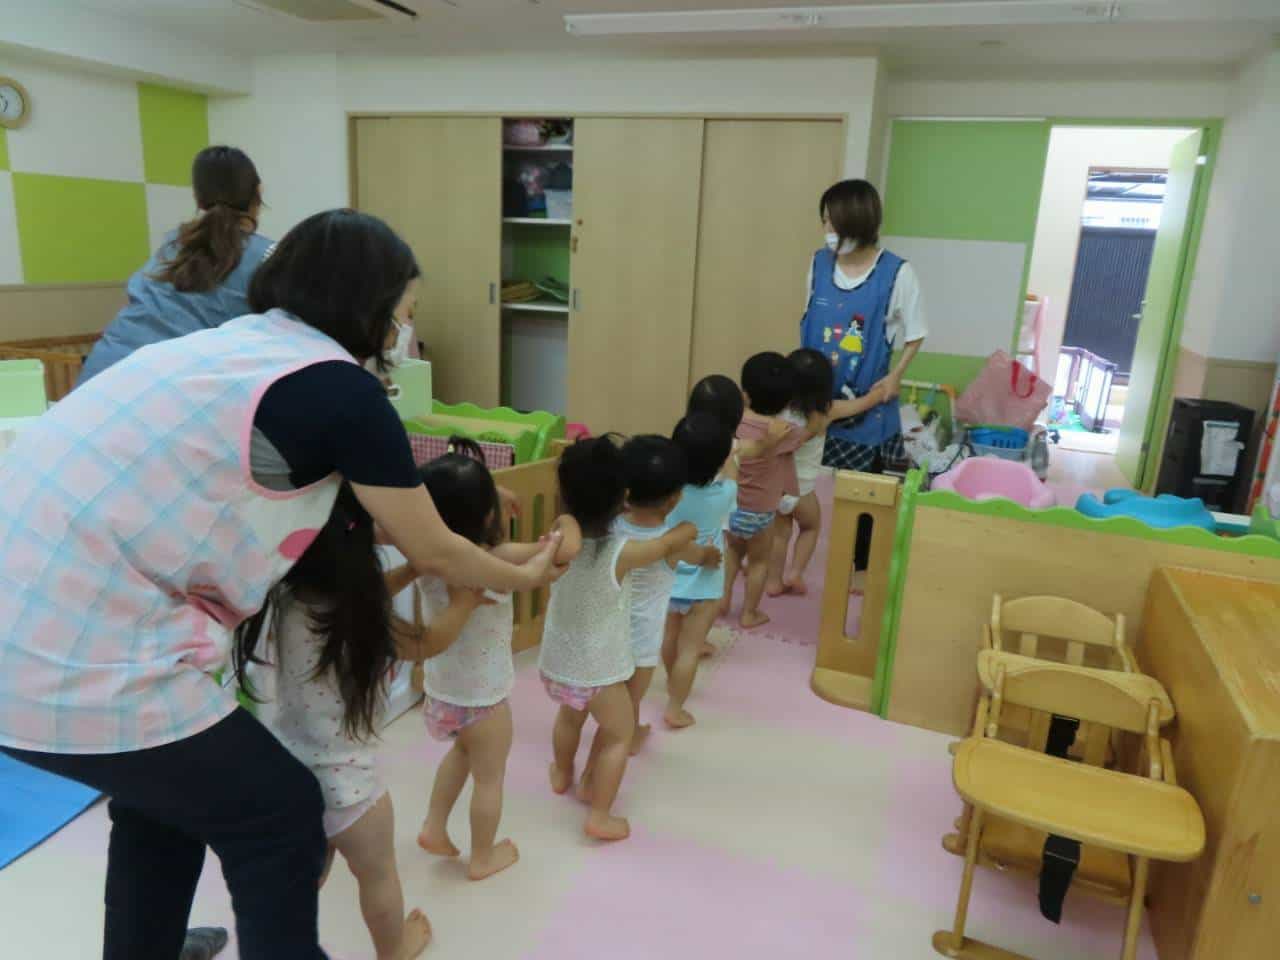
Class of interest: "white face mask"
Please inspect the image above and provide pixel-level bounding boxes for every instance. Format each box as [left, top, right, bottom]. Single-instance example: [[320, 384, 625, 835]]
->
[[825, 232, 857, 255], [386, 319, 414, 367]]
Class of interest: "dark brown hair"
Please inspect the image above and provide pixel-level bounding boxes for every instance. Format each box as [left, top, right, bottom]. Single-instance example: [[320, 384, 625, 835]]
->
[[153, 146, 261, 293], [820, 179, 882, 250]]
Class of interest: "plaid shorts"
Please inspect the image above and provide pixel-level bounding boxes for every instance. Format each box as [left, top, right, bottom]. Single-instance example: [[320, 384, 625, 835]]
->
[[727, 508, 776, 539], [821, 434, 905, 472]]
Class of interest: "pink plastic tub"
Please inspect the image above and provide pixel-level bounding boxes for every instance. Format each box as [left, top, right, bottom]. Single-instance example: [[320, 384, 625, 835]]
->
[[932, 456, 1056, 509]]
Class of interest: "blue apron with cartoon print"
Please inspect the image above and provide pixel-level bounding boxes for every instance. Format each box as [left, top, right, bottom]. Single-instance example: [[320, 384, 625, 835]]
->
[[800, 247, 904, 446]]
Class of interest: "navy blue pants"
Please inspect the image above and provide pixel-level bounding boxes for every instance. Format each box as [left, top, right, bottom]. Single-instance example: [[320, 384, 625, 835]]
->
[[3, 708, 328, 960]]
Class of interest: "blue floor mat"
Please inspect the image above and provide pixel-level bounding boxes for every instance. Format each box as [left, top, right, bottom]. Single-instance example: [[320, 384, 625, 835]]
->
[[0, 752, 100, 870]]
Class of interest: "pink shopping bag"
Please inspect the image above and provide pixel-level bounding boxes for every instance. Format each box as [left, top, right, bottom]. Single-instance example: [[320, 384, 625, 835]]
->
[[955, 349, 1052, 431]]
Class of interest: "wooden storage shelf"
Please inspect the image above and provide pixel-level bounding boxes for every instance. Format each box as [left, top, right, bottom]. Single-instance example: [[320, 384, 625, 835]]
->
[[502, 299, 568, 314], [503, 217, 571, 226]]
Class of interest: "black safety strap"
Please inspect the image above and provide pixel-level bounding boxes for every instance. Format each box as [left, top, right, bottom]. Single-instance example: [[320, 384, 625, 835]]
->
[[1039, 714, 1082, 923]]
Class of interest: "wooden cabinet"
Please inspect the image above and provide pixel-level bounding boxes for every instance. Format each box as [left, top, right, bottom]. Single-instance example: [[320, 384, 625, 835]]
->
[[1139, 567, 1280, 960], [569, 118, 704, 437], [353, 117, 502, 406], [352, 113, 843, 432], [689, 119, 844, 386]]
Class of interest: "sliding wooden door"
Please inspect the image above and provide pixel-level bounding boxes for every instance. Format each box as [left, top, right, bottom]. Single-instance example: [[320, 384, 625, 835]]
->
[[353, 117, 501, 406], [569, 118, 704, 437], [688, 119, 843, 386]]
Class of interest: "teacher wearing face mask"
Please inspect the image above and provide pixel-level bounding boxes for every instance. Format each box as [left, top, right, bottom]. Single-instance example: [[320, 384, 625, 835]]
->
[[800, 178, 927, 580]]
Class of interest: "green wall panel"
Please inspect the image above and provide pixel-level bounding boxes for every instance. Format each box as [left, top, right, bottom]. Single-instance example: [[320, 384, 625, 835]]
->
[[13, 173, 148, 283], [902, 350, 987, 392], [137, 83, 209, 187], [883, 120, 1050, 243], [509, 223, 570, 286]]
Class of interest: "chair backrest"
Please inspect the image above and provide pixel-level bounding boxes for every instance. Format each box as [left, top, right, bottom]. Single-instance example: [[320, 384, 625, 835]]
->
[[992, 594, 1132, 671], [980, 651, 1174, 735]]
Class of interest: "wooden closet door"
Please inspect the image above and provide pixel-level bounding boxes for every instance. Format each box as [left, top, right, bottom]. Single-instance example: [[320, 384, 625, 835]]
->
[[353, 117, 501, 406], [569, 118, 704, 437], [688, 119, 843, 387]]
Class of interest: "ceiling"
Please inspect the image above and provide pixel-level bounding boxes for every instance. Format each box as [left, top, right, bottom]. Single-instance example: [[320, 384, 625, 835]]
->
[[72, 0, 1278, 69]]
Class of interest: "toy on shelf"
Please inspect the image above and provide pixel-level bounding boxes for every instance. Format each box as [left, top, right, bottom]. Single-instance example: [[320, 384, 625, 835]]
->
[[1076, 489, 1215, 532], [931, 456, 1055, 509]]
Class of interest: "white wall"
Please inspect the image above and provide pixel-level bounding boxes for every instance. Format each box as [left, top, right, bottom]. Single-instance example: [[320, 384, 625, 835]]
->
[[1181, 49, 1280, 362], [886, 70, 1232, 120], [1027, 126, 1194, 378], [0, 0, 250, 95], [208, 55, 347, 241]]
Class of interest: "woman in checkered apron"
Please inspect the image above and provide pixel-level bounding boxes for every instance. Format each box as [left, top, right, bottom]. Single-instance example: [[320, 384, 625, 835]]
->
[[0, 211, 563, 960], [801, 180, 928, 576]]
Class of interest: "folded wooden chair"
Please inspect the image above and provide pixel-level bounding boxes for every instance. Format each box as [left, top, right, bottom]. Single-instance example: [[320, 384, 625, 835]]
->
[[933, 651, 1204, 960]]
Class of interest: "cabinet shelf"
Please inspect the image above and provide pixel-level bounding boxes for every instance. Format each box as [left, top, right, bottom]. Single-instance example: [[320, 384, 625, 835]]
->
[[502, 299, 569, 314], [503, 217, 572, 226]]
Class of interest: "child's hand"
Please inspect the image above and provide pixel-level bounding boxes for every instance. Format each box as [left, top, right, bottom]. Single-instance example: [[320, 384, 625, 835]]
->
[[699, 545, 723, 569], [767, 418, 790, 441]]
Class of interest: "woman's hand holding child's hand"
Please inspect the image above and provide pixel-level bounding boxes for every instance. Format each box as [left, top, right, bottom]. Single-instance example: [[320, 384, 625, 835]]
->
[[518, 531, 567, 591]]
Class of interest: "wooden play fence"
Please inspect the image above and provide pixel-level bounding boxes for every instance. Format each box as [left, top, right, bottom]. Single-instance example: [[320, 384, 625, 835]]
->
[[0, 334, 100, 403]]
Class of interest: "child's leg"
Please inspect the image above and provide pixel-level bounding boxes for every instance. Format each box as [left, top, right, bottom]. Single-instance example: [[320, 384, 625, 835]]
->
[[627, 666, 656, 755], [665, 599, 719, 728], [549, 704, 588, 795], [784, 492, 822, 594], [457, 702, 518, 881], [721, 534, 746, 617], [740, 529, 774, 629], [583, 683, 636, 842], [418, 740, 468, 856], [765, 513, 794, 596], [661, 611, 680, 676], [332, 794, 431, 960]]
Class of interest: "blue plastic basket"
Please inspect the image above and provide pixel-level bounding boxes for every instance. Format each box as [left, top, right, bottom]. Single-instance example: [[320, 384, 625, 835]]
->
[[969, 425, 1029, 461]]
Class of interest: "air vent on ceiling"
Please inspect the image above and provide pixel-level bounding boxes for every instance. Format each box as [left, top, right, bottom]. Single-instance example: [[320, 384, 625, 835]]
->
[[235, 0, 417, 22]]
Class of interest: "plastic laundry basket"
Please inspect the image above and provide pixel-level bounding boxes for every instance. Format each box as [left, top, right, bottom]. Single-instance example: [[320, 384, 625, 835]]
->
[[968, 425, 1029, 462]]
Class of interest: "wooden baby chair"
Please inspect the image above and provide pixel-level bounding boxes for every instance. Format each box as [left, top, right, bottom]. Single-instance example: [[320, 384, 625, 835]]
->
[[946, 595, 1150, 901], [933, 652, 1204, 960]]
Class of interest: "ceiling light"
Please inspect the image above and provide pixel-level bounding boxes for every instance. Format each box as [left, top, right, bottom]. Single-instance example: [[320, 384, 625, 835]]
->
[[564, 1, 1279, 37]]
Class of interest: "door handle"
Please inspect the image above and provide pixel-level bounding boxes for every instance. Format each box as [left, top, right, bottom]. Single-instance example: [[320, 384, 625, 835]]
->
[[572, 289, 581, 311], [489, 282, 496, 305]]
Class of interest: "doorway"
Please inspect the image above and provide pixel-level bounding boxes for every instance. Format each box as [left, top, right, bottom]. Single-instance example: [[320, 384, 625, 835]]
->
[[1026, 126, 1198, 471]]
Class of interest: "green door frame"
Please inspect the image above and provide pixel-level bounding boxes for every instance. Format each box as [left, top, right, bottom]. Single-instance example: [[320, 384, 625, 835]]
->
[[1029, 116, 1223, 489]]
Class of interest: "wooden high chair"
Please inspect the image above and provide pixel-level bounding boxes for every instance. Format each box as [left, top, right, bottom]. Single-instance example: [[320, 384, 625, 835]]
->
[[946, 595, 1157, 900], [933, 651, 1204, 960]]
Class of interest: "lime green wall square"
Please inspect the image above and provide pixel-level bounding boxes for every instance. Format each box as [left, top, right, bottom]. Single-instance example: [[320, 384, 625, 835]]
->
[[137, 83, 209, 186], [13, 173, 148, 283], [0, 128, 8, 170], [883, 120, 1050, 244]]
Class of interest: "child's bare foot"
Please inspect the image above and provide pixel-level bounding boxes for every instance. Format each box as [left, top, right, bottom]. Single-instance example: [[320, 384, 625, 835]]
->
[[739, 609, 770, 629], [629, 723, 651, 756], [584, 810, 631, 842], [784, 575, 808, 596], [664, 706, 696, 728], [718, 597, 731, 618], [417, 821, 460, 857], [699, 640, 717, 658], [549, 762, 573, 795], [765, 578, 788, 597], [468, 839, 520, 881], [389, 909, 432, 960]]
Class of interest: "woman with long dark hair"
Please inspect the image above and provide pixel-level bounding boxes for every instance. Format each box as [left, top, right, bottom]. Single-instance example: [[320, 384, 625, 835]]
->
[[78, 146, 274, 383], [0, 209, 563, 960]]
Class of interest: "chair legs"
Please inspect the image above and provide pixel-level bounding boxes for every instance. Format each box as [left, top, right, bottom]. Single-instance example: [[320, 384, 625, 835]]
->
[[1120, 857, 1150, 960], [933, 809, 985, 956]]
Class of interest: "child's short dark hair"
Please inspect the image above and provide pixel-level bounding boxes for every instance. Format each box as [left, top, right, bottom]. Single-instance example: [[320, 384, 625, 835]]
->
[[673, 413, 733, 487], [820, 179, 882, 249], [417, 436, 503, 547], [558, 434, 627, 537], [687, 374, 744, 434], [789, 348, 834, 417], [622, 434, 687, 508], [741, 352, 793, 416]]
